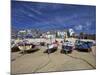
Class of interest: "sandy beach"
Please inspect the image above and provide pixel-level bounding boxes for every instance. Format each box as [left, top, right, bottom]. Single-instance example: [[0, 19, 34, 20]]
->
[[11, 38, 96, 74]]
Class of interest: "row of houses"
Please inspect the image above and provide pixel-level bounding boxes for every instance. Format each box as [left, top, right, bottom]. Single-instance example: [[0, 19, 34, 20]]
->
[[11, 29, 75, 39]]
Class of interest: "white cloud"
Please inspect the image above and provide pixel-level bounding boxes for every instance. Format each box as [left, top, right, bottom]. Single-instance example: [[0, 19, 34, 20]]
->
[[74, 24, 83, 30], [31, 8, 42, 15], [86, 22, 91, 26]]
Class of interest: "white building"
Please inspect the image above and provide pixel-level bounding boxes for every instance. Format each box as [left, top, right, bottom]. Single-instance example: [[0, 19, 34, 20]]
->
[[18, 30, 33, 39], [57, 31, 67, 38], [69, 28, 75, 37], [45, 34, 56, 39]]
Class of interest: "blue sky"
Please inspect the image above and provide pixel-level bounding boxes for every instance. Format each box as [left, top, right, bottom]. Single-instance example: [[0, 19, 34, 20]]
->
[[11, 1, 96, 34]]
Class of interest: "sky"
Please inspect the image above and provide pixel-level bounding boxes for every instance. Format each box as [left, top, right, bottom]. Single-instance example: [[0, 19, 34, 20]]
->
[[11, 1, 96, 34]]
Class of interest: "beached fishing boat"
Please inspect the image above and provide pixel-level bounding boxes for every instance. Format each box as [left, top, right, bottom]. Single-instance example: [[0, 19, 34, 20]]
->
[[18, 43, 32, 52], [75, 40, 93, 52], [43, 39, 59, 54], [15, 40, 37, 53], [11, 44, 20, 52], [11, 40, 20, 52], [46, 43, 58, 54], [61, 40, 74, 54], [44, 40, 58, 54]]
